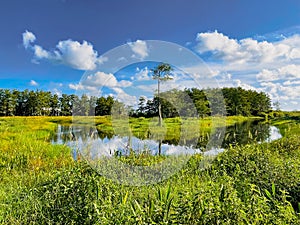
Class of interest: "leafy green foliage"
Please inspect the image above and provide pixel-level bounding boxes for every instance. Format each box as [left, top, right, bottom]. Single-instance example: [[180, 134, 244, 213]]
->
[[0, 89, 125, 116], [0, 86, 272, 118], [132, 87, 272, 118], [1, 116, 300, 224]]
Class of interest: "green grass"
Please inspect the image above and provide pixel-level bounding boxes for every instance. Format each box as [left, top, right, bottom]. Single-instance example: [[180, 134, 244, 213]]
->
[[271, 111, 300, 136], [0, 115, 299, 224]]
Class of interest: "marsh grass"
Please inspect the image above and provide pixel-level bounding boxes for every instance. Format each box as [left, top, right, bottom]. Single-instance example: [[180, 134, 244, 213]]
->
[[0, 115, 299, 224]]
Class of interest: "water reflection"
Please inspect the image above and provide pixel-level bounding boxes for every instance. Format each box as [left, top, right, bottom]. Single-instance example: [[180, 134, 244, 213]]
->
[[222, 120, 274, 147], [51, 120, 282, 158]]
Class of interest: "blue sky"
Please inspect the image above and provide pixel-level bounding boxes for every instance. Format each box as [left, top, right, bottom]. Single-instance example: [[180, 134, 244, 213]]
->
[[1, 0, 300, 110]]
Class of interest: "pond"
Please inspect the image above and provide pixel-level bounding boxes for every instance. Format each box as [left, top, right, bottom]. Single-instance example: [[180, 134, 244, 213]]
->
[[51, 119, 282, 159]]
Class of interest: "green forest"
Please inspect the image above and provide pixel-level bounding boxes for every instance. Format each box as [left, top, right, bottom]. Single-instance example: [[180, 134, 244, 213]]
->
[[0, 87, 271, 117]]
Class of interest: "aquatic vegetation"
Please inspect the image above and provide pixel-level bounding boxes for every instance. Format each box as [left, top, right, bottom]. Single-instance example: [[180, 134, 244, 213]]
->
[[0, 115, 299, 224]]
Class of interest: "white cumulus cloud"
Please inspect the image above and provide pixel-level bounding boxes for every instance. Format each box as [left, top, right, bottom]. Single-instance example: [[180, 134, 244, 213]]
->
[[22, 31, 36, 49], [196, 30, 300, 65], [233, 79, 258, 91], [22, 30, 106, 70], [135, 67, 151, 81], [81, 71, 132, 88], [33, 45, 50, 59], [283, 80, 300, 85], [128, 40, 149, 59], [55, 40, 100, 70], [82, 72, 118, 88], [197, 31, 243, 62], [112, 87, 137, 105], [68, 83, 97, 92], [69, 71, 133, 101], [256, 64, 300, 81], [118, 80, 132, 87]]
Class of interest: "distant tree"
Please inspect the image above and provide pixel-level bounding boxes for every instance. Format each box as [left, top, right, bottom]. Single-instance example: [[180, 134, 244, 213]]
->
[[206, 88, 226, 116], [0, 89, 6, 116], [60, 94, 72, 116], [26, 90, 38, 116], [38, 90, 52, 116], [112, 100, 127, 118], [137, 96, 147, 117], [2, 89, 17, 116], [273, 101, 281, 111], [145, 99, 157, 117], [71, 95, 80, 116], [50, 94, 60, 116], [222, 87, 250, 116], [95, 96, 115, 116], [89, 96, 97, 116], [185, 88, 210, 117], [256, 92, 271, 115], [151, 63, 173, 126], [18, 90, 30, 116], [79, 94, 90, 116]]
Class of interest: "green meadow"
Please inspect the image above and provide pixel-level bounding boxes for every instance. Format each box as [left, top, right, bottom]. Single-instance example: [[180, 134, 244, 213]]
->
[[0, 114, 300, 224]]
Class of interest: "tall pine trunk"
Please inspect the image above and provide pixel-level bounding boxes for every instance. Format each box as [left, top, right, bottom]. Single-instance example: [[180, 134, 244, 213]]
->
[[158, 79, 162, 127]]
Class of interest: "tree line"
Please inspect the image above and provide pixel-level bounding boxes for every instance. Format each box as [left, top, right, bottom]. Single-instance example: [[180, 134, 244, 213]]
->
[[0, 87, 271, 117], [0, 89, 118, 116], [133, 87, 271, 118]]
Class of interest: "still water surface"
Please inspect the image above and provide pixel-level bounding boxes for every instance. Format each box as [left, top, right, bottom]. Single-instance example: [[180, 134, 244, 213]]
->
[[51, 120, 282, 159]]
